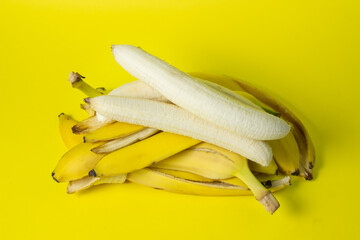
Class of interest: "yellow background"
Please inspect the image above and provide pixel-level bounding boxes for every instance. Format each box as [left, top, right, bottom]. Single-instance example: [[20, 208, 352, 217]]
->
[[1, 0, 359, 239]]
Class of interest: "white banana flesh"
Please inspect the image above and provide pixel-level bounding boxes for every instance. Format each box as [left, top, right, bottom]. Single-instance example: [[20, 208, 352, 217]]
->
[[111, 44, 290, 140], [98, 78, 263, 123], [86, 96, 273, 166]]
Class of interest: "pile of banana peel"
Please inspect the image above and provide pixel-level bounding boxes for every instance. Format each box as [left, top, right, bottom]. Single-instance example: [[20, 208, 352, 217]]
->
[[53, 46, 315, 215]]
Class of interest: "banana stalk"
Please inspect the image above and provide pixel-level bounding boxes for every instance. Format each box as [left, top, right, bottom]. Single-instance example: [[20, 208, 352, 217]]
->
[[68, 72, 103, 97]]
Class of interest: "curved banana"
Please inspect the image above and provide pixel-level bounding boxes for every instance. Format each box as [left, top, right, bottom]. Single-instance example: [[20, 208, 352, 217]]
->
[[152, 142, 280, 214], [248, 158, 278, 175], [52, 142, 105, 182], [269, 127, 300, 175], [89, 132, 200, 177], [58, 113, 83, 149]]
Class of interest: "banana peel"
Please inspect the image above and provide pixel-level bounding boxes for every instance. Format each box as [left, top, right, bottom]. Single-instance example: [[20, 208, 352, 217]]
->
[[189, 72, 315, 180]]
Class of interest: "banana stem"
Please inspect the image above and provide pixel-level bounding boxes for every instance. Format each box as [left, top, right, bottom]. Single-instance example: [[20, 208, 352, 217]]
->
[[68, 72, 103, 97], [234, 162, 279, 214]]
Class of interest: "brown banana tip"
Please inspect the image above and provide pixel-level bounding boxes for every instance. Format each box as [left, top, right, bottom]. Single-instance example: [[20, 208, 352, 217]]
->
[[58, 112, 64, 118], [52, 174, 59, 183], [96, 87, 106, 91], [309, 162, 314, 169], [275, 169, 279, 175], [305, 171, 313, 181], [71, 125, 79, 134], [68, 72, 85, 85], [258, 192, 280, 215], [83, 136, 86, 143], [89, 169, 97, 177], [90, 148, 98, 153], [84, 98, 91, 104], [291, 169, 300, 176], [264, 180, 272, 188]]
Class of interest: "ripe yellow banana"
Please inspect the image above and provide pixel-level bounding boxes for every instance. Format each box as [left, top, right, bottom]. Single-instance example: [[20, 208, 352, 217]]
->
[[152, 142, 279, 214], [83, 121, 145, 142], [52, 142, 105, 182], [58, 113, 83, 149], [67, 174, 127, 194], [111, 44, 290, 140], [89, 132, 200, 177], [248, 158, 278, 175], [269, 127, 300, 175], [127, 168, 290, 196]]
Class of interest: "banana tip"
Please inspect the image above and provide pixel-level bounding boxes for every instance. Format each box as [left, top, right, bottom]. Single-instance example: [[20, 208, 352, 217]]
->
[[258, 192, 279, 215], [291, 169, 300, 176], [52, 173, 59, 183], [71, 125, 79, 134], [58, 112, 64, 118], [84, 98, 91, 104], [89, 169, 97, 177]]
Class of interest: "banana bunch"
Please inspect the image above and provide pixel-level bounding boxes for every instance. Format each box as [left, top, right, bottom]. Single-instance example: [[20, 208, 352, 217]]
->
[[53, 45, 315, 215]]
